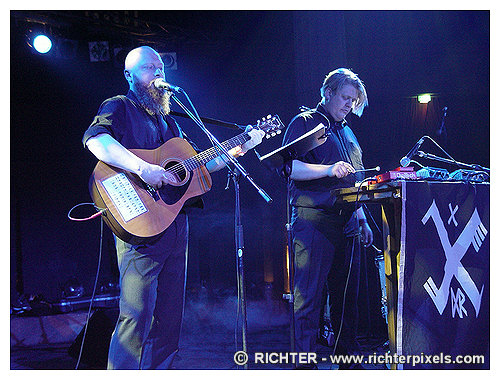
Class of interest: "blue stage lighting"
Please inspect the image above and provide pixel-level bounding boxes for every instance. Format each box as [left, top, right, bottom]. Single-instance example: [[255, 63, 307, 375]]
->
[[33, 35, 52, 54]]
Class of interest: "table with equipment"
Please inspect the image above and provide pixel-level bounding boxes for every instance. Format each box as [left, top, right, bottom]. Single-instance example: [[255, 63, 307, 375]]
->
[[335, 180, 489, 369]]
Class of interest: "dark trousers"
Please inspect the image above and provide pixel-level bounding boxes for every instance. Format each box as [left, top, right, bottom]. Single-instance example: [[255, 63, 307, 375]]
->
[[292, 206, 361, 356], [107, 213, 188, 369]]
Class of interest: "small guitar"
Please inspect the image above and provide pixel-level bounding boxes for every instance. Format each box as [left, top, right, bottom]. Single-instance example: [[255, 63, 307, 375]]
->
[[89, 115, 284, 244]]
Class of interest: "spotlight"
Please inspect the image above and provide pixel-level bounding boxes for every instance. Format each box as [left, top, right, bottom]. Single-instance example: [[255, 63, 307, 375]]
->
[[33, 34, 52, 54], [417, 94, 432, 104]]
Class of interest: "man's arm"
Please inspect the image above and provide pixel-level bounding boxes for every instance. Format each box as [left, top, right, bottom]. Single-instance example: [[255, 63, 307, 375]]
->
[[291, 158, 373, 246], [205, 127, 265, 173], [86, 133, 174, 189], [290, 160, 355, 181], [87, 126, 264, 183]]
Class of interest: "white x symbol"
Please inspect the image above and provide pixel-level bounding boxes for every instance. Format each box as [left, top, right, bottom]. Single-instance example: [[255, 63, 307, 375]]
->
[[422, 200, 485, 317], [448, 203, 459, 226]]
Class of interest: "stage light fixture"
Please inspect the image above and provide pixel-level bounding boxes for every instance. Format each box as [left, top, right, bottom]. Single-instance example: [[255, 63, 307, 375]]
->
[[33, 34, 52, 54], [418, 94, 432, 104]]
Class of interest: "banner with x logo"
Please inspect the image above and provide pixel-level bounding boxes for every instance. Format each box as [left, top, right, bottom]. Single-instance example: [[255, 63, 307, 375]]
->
[[398, 181, 489, 369]]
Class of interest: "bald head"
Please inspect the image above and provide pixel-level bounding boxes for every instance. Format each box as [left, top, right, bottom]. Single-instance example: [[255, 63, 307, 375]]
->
[[124, 46, 161, 71], [123, 46, 165, 90]]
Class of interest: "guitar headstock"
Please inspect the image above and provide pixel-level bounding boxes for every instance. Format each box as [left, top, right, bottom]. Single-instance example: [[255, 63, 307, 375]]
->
[[255, 114, 285, 139]]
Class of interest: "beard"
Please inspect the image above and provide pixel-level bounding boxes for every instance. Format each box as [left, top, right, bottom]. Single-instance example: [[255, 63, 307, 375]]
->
[[133, 79, 171, 116]]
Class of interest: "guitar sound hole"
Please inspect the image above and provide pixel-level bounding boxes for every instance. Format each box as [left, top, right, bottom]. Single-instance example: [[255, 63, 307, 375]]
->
[[164, 161, 187, 183]]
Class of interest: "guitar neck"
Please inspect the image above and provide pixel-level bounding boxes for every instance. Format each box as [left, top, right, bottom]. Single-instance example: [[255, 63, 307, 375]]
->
[[183, 132, 250, 170]]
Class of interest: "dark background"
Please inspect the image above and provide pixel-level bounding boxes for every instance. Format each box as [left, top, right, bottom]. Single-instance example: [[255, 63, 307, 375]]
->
[[11, 11, 489, 335]]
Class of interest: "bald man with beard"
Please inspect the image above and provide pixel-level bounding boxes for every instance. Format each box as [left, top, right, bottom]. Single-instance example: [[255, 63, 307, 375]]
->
[[83, 46, 264, 369]]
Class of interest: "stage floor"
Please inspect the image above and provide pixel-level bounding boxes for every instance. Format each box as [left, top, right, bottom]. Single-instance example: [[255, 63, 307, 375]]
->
[[11, 294, 389, 370]]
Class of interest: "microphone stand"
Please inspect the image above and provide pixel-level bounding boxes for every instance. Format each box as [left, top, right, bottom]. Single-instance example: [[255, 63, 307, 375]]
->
[[170, 93, 273, 203], [284, 178, 295, 354], [416, 151, 490, 172], [169, 110, 243, 131], [231, 167, 248, 369], [170, 91, 272, 370], [257, 124, 328, 357], [436, 107, 448, 144]]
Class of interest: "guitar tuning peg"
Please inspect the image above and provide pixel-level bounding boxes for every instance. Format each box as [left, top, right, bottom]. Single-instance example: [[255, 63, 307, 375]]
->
[[265, 134, 271, 139], [267, 114, 271, 119], [276, 130, 281, 134]]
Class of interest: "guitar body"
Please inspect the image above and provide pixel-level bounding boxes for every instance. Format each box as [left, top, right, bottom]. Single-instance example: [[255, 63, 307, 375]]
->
[[88, 114, 284, 244], [90, 137, 212, 244]]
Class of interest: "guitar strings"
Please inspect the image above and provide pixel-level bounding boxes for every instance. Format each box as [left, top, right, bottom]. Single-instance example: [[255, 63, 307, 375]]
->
[[160, 119, 278, 176], [162, 134, 250, 176]]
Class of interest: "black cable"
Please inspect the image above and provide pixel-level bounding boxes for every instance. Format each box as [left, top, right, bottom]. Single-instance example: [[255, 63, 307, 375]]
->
[[331, 177, 375, 367], [67, 202, 106, 221], [362, 204, 382, 236], [74, 216, 104, 370]]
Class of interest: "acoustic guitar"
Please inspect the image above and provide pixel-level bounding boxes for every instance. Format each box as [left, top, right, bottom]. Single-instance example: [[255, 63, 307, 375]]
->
[[89, 115, 283, 244]]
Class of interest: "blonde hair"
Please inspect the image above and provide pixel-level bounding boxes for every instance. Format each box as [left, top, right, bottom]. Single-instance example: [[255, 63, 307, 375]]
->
[[320, 68, 368, 117]]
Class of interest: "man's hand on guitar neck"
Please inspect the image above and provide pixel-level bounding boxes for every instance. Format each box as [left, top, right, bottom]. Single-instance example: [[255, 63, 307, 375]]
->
[[207, 126, 265, 172], [240, 126, 265, 154]]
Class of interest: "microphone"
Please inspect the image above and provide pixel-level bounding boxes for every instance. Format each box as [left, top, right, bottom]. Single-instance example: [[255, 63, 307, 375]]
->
[[400, 137, 426, 167], [154, 78, 182, 93], [437, 106, 448, 136]]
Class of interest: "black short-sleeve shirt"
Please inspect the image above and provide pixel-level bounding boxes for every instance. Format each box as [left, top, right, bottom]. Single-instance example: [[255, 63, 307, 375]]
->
[[83, 90, 196, 151], [281, 104, 365, 210], [83, 90, 203, 211]]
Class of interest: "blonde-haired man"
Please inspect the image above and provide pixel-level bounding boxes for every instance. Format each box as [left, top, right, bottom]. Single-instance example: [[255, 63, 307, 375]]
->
[[282, 68, 373, 369]]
